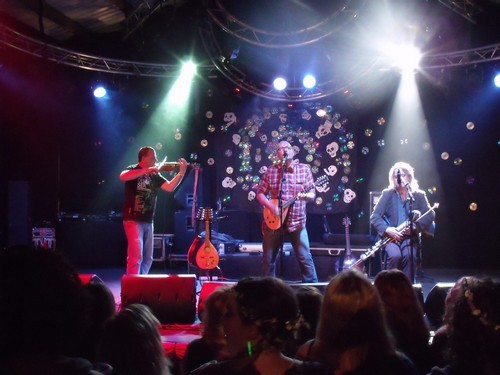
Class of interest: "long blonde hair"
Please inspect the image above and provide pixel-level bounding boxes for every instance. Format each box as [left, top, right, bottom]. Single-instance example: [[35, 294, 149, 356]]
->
[[387, 162, 419, 191]]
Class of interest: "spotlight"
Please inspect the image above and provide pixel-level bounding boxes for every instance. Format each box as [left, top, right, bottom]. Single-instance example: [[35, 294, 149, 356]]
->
[[273, 77, 287, 91], [303, 74, 316, 89], [494, 73, 500, 88], [93, 86, 107, 98]]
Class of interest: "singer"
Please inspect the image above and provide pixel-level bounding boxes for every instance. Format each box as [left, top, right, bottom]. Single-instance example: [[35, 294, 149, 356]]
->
[[120, 146, 188, 274], [370, 162, 435, 280], [256, 141, 318, 282]]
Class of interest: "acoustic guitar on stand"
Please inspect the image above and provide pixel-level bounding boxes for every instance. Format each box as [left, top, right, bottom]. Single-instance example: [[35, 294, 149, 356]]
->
[[195, 208, 219, 270], [340, 216, 364, 272], [263, 175, 328, 230]]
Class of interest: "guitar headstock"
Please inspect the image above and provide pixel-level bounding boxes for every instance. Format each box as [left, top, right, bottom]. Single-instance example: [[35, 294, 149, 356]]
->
[[342, 216, 351, 227], [315, 175, 329, 189], [202, 207, 213, 221]]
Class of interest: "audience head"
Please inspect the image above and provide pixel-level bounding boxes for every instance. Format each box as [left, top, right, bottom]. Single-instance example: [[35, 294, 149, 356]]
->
[[97, 303, 170, 375], [315, 269, 393, 367], [446, 276, 500, 373], [223, 277, 299, 356], [0, 245, 88, 360], [200, 286, 232, 351], [294, 286, 323, 344]]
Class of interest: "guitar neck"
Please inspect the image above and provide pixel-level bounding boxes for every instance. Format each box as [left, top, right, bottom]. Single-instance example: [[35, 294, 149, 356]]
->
[[204, 220, 211, 245], [344, 220, 351, 255]]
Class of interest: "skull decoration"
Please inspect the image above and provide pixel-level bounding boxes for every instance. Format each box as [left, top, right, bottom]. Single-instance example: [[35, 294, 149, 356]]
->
[[223, 112, 237, 127], [292, 145, 300, 155], [316, 183, 330, 193], [259, 166, 268, 174], [259, 134, 267, 143], [301, 110, 312, 121], [232, 133, 241, 145], [248, 191, 256, 201], [264, 111, 271, 120], [326, 141, 339, 158], [343, 188, 356, 203], [315, 119, 333, 139], [323, 165, 338, 177], [279, 113, 288, 124], [222, 177, 237, 189]]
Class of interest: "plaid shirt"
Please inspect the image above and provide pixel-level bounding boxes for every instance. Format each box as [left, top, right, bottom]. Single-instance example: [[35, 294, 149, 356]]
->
[[257, 161, 315, 232]]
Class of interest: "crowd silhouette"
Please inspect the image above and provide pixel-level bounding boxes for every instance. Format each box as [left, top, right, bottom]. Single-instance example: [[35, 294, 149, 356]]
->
[[1, 244, 499, 375]]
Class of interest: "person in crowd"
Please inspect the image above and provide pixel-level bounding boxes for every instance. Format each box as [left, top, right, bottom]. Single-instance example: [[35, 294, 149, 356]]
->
[[192, 277, 328, 375], [370, 161, 435, 281], [120, 146, 188, 274], [97, 303, 171, 375], [296, 269, 418, 375], [181, 286, 233, 375], [0, 245, 111, 375], [256, 141, 318, 283], [428, 277, 500, 375], [293, 286, 323, 348], [374, 269, 431, 374], [77, 281, 117, 363]]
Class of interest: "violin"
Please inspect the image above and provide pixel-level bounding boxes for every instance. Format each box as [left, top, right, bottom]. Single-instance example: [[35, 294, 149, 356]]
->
[[156, 162, 182, 172]]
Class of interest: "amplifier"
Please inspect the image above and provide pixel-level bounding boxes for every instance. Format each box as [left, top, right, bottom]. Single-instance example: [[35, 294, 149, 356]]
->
[[238, 242, 293, 253], [153, 234, 174, 262]]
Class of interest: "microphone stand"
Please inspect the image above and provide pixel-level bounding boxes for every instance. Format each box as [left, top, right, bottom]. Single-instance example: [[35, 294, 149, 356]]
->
[[277, 157, 287, 279], [405, 183, 416, 284]]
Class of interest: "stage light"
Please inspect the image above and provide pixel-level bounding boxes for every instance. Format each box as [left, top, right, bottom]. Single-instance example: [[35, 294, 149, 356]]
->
[[494, 73, 500, 88], [273, 77, 287, 91], [394, 46, 422, 73], [303, 74, 316, 89], [316, 108, 327, 117], [93, 86, 107, 98]]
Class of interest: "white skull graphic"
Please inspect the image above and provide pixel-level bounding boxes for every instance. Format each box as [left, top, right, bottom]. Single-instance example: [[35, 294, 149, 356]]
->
[[326, 141, 339, 158], [260, 134, 267, 143], [259, 166, 268, 174], [223, 112, 237, 127], [279, 113, 288, 124], [292, 145, 300, 155], [222, 177, 237, 189], [301, 110, 312, 121], [343, 188, 356, 203], [316, 119, 333, 139], [248, 191, 256, 201], [323, 165, 338, 177], [232, 133, 241, 145]]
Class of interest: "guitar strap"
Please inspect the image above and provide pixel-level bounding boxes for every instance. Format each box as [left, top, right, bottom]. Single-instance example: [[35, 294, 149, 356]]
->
[[191, 167, 200, 227]]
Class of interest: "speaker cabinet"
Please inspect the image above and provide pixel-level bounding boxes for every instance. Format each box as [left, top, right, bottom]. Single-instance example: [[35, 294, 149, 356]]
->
[[121, 274, 197, 324], [197, 281, 235, 321], [424, 282, 454, 330]]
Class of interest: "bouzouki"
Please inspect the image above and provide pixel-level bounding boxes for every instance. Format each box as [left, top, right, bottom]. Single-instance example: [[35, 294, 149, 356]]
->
[[187, 207, 204, 266], [263, 175, 328, 230], [195, 208, 220, 270], [349, 203, 439, 270]]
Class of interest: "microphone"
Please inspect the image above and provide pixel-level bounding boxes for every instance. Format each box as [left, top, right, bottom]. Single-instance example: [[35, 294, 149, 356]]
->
[[283, 151, 288, 159], [397, 169, 402, 185]]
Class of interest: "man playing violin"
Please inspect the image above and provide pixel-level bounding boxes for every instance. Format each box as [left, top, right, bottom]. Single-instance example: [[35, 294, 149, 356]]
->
[[370, 161, 435, 281], [120, 146, 188, 274]]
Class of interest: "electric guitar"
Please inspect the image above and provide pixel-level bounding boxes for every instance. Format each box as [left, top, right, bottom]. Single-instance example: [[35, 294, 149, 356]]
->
[[263, 175, 328, 230], [187, 207, 204, 266], [195, 208, 219, 270]]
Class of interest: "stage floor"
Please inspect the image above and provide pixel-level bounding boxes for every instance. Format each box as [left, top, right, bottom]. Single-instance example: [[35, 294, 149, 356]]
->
[[81, 262, 500, 308]]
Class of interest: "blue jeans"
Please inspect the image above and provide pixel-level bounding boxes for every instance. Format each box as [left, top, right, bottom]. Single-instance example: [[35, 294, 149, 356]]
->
[[123, 220, 154, 274], [262, 224, 318, 283]]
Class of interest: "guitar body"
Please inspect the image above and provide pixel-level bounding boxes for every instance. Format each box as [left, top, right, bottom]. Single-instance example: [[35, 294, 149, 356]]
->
[[262, 175, 328, 230], [341, 216, 364, 273], [187, 208, 203, 266], [263, 199, 289, 230], [195, 208, 220, 270]]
